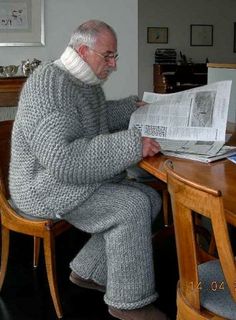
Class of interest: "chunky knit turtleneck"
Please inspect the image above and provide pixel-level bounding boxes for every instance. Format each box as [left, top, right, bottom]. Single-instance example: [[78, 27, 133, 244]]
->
[[58, 46, 102, 85]]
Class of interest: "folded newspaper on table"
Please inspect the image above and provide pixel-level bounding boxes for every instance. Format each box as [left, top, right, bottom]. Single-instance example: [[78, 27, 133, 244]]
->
[[129, 80, 236, 163]]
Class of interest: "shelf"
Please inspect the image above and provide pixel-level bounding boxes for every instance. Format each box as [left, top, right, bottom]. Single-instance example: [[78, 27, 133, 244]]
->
[[153, 63, 207, 93]]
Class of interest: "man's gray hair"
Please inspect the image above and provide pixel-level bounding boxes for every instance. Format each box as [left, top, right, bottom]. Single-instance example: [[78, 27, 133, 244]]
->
[[68, 20, 117, 49]]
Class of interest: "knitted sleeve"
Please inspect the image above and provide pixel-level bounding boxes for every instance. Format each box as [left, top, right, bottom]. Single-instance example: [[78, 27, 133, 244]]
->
[[106, 96, 139, 132], [27, 112, 142, 185]]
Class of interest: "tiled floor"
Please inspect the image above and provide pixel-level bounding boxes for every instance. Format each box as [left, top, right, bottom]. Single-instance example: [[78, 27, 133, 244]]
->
[[0, 226, 178, 320]]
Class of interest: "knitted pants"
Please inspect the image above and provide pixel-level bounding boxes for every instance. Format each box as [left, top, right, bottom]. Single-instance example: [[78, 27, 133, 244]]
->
[[65, 179, 162, 310]]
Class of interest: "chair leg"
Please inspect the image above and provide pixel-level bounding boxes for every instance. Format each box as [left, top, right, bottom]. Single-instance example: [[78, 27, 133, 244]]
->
[[176, 312, 182, 320], [0, 226, 10, 290], [208, 235, 216, 256], [162, 189, 170, 227], [43, 233, 63, 319], [33, 236, 41, 268], [144, 180, 171, 227]]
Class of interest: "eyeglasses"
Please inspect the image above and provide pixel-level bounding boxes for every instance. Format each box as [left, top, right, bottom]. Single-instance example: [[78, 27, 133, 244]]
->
[[89, 47, 119, 62]]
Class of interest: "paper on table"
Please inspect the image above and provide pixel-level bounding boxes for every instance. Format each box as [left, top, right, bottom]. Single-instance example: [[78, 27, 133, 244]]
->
[[129, 81, 232, 156], [228, 154, 236, 164]]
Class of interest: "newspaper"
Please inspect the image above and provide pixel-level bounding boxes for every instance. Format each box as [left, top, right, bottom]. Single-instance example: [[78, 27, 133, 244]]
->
[[129, 81, 232, 156], [162, 145, 236, 163]]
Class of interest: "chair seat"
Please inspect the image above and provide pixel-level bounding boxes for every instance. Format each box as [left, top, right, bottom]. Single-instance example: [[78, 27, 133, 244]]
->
[[199, 259, 236, 320], [8, 199, 61, 222]]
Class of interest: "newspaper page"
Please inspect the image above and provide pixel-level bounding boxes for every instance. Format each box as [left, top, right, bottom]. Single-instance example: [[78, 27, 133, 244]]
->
[[162, 145, 236, 163], [129, 81, 232, 156]]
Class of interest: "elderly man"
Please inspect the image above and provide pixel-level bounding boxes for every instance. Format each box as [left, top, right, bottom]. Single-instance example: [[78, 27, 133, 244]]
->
[[9, 20, 167, 320]]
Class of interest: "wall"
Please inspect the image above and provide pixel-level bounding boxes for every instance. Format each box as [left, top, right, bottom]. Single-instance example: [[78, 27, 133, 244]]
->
[[208, 65, 236, 123], [138, 0, 236, 96], [2, 0, 236, 101], [0, 0, 138, 99]]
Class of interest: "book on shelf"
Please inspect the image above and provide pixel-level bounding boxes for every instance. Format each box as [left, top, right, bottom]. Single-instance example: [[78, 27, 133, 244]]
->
[[155, 48, 177, 64]]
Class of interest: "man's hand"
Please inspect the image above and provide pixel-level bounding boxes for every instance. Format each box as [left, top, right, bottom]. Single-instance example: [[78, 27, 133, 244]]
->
[[142, 137, 161, 158], [136, 101, 148, 107]]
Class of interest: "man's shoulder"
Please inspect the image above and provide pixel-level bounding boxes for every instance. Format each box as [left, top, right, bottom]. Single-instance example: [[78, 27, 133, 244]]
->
[[32, 61, 65, 79], [23, 62, 75, 95]]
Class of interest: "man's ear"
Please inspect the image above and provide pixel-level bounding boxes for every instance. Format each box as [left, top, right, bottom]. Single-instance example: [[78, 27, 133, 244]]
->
[[77, 45, 89, 61]]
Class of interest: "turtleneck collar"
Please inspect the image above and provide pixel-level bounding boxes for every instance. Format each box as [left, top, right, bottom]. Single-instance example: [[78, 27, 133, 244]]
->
[[58, 46, 102, 85]]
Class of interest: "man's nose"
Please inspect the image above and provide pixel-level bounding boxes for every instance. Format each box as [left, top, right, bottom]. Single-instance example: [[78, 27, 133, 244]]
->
[[108, 58, 117, 68]]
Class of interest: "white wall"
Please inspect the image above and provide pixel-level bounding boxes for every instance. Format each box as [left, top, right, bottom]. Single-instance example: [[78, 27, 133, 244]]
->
[[208, 66, 236, 123], [0, 0, 138, 99], [2, 0, 236, 101], [138, 0, 236, 96]]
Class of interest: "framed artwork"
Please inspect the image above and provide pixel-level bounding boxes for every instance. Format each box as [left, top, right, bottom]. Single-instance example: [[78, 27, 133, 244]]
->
[[0, 0, 44, 46], [147, 27, 168, 44], [234, 22, 236, 53], [190, 24, 213, 46]]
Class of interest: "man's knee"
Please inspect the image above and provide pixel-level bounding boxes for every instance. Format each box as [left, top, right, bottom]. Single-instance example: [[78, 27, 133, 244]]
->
[[118, 189, 152, 224]]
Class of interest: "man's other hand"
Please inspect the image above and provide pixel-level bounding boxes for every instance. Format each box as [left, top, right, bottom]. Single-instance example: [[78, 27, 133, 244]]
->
[[142, 137, 161, 158]]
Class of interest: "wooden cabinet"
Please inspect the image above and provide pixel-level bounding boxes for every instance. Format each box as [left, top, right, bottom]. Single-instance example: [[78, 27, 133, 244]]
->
[[0, 76, 27, 107], [153, 63, 207, 93]]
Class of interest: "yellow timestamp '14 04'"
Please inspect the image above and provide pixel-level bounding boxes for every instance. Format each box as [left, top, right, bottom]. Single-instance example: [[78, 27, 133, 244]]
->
[[189, 281, 236, 291]]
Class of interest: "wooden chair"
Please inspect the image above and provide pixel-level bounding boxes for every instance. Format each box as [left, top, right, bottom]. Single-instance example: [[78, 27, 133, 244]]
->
[[165, 159, 236, 320], [0, 120, 72, 318], [144, 180, 170, 227]]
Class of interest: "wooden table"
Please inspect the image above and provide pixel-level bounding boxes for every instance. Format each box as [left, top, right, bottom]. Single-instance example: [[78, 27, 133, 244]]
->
[[139, 131, 236, 226]]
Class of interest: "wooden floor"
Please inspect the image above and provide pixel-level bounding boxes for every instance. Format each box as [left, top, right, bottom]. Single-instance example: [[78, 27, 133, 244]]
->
[[0, 226, 178, 320]]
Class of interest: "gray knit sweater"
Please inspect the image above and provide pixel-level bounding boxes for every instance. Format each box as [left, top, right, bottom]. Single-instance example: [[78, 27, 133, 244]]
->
[[9, 62, 142, 218]]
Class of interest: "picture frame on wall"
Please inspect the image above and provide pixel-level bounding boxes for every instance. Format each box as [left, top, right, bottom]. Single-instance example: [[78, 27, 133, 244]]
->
[[234, 22, 236, 52], [0, 0, 45, 46], [147, 27, 168, 44], [190, 24, 213, 46]]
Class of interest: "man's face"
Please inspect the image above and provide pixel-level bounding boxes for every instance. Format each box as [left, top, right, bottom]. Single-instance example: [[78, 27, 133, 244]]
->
[[80, 30, 118, 80]]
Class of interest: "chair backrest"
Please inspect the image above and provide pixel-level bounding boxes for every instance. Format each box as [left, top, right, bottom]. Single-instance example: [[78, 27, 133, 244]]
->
[[0, 120, 14, 198], [164, 159, 236, 310]]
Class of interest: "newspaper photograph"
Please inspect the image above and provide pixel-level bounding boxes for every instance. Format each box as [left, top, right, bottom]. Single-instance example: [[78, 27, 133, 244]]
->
[[129, 81, 232, 156]]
